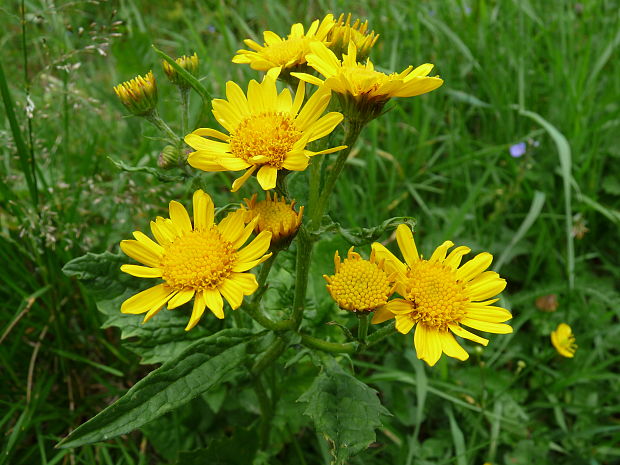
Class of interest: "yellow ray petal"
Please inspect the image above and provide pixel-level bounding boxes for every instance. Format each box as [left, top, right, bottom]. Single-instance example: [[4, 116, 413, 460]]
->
[[192, 128, 230, 141], [371, 242, 407, 275], [371, 304, 395, 324], [192, 189, 214, 231], [468, 277, 507, 301], [186, 291, 207, 330], [305, 112, 344, 142], [449, 324, 489, 346], [132, 231, 164, 256], [418, 325, 442, 366], [219, 279, 245, 310], [167, 289, 195, 309], [169, 200, 193, 233], [256, 165, 278, 190], [465, 306, 512, 323], [232, 252, 272, 272], [121, 283, 172, 315], [204, 288, 225, 319], [439, 331, 469, 361], [384, 299, 414, 315], [396, 224, 419, 267], [231, 165, 257, 192], [395, 314, 414, 334], [120, 264, 162, 278], [460, 318, 513, 334], [217, 209, 246, 243], [429, 240, 455, 263], [444, 246, 471, 270], [230, 272, 259, 294], [120, 240, 161, 267], [236, 230, 272, 263], [456, 252, 493, 282]]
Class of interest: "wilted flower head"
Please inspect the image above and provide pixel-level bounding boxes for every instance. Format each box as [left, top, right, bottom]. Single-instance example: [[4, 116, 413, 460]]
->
[[550, 323, 577, 358], [324, 247, 395, 313], [328, 13, 379, 61], [113, 71, 157, 116], [162, 52, 199, 88], [232, 14, 335, 74], [243, 192, 303, 244]]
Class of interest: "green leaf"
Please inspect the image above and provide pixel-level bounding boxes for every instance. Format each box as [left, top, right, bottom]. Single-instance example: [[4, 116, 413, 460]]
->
[[175, 427, 259, 465], [63, 252, 212, 364], [337, 216, 416, 247], [57, 328, 256, 449], [298, 358, 391, 465], [109, 157, 185, 183]]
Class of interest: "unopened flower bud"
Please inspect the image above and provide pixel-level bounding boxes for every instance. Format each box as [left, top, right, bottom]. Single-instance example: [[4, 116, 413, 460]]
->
[[162, 53, 199, 89], [113, 71, 157, 116], [158, 145, 181, 169], [328, 13, 379, 61]]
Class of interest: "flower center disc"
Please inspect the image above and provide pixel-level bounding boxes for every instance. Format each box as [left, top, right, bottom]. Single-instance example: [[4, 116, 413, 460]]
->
[[330, 259, 392, 311], [252, 201, 296, 232], [405, 261, 469, 329], [160, 228, 237, 291], [229, 112, 302, 168]]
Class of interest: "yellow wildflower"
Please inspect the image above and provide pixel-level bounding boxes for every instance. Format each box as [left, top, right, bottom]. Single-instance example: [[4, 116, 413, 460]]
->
[[243, 192, 303, 244], [184, 73, 345, 191], [162, 52, 199, 88], [372, 224, 513, 367], [551, 323, 577, 358], [324, 247, 395, 313], [113, 71, 158, 116], [119, 190, 272, 330], [328, 13, 378, 60]]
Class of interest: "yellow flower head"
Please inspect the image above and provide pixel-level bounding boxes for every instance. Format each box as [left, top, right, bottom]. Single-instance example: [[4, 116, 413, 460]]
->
[[119, 190, 272, 330], [328, 13, 379, 61], [292, 42, 443, 121], [184, 73, 345, 192], [324, 247, 395, 313], [113, 71, 158, 116], [243, 192, 304, 244], [550, 323, 577, 358], [232, 14, 335, 72], [372, 224, 513, 367], [162, 52, 199, 88]]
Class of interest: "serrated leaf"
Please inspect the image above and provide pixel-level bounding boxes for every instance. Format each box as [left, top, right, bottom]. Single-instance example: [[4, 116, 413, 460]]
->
[[57, 328, 256, 449], [297, 358, 391, 464], [63, 252, 212, 364]]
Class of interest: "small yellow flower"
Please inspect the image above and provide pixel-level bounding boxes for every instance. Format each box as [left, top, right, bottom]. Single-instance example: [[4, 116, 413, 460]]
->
[[243, 192, 303, 244], [113, 71, 158, 116], [551, 323, 577, 358], [324, 247, 395, 313], [232, 14, 335, 73], [162, 52, 199, 88], [328, 13, 379, 61], [119, 190, 272, 330], [292, 42, 443, 121], [372, 224, 513, 367], [184, 73, 345, 191]]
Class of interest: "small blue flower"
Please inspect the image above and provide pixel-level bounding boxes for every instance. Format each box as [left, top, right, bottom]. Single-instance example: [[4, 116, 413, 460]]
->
[[509, 142, 527, 158]]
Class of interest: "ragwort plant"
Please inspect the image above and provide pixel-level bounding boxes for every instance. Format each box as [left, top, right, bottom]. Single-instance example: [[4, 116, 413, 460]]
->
[[60, 12, 514, 463]]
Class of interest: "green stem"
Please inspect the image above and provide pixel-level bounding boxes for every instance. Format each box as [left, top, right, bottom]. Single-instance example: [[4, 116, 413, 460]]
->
[[366, 321, 396, 347], [180, 87, 190, 137], [252, 375, 273, 448], [300, 333, 357, 354], [291, 226, 313, 330], [309, 119, 364, 227], [357, 313, 369, 345], [146, 110, 180, 143], [251, 338, 287, 375]]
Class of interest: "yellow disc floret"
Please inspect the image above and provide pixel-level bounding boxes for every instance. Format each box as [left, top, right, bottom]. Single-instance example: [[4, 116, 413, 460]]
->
[[244, 192, 303, 243], [324, 248, 394, 312], [230, 112, 302, 168], [160, 228, 237, 291], [402, 260, 468, 330]]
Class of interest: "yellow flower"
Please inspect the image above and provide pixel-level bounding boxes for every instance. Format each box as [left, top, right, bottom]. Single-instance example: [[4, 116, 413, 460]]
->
[[324, 247, 395, 313], [232, 14, 335, 72], [113, 71, 158, 116], [162, 52, 199, 88], [550, 323, 577, 358], [328, 13, 379, 61], [372, 224, 512, 367], [292, 42, 443, 121], [119, 190, 272, 330], [184, 73, 345, 191], [243, 192, 303, 244]]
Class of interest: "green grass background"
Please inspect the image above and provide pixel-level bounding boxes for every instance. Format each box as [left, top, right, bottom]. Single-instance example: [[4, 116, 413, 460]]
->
[[1, 0, 620, 463]]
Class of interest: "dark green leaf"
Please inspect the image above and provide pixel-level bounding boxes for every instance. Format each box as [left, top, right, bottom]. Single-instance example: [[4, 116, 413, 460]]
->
[[298, 358, 391, 464], [57, 328, 256, 449], [63, 251, 212, 364], [176, 427, 259, 465]]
